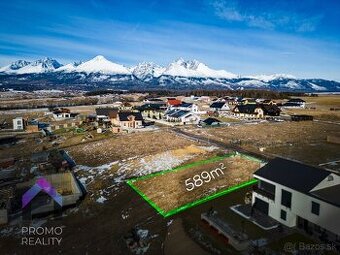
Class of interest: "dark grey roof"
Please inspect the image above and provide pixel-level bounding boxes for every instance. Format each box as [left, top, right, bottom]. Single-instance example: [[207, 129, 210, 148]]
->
[[203, 118, 221, 125], [118, 112, 143, 121], [311, 184, 340, 207], [288, 98, 305, 103], [254, 158, 330, 193], [283, 102, 301, 107], [168, 110, 190, 118], [179, 103, 193, 108], [210, 102, 226, 109], [261, 104, 281, 116], [166, 109, 177, 115], [234, 104, 259, 114]]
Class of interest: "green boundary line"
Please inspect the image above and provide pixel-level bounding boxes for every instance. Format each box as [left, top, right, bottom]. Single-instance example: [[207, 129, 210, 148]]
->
[[126, 153, 263, 218]]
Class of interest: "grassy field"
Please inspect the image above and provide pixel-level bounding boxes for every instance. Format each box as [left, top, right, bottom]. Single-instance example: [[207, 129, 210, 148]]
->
[[187, 121, 340, 165], [283, 95, 340, 121], [67, 130, 200, 166], [130, 155, 262, 213]]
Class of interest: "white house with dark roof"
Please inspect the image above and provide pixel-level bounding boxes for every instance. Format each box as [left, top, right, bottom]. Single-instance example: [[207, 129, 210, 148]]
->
[[165, 109, 200, 125], [209, 102, 230, 112], [282, 98, 306, 108], [172, 102, 198, 113], [252, 158, 340, 238]]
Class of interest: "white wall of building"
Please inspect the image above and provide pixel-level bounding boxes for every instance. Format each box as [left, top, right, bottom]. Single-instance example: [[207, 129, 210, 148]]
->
[[253, 175, 340, 236], [13, 117, 24, 130]]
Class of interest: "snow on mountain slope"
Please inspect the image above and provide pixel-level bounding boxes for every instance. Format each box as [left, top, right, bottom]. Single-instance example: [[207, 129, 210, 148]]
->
[[0, 60, 31, 73], [130, 62, 165, 79], [16, 58, 62, 74], [247, 74, 296, 82], [163, 58, 237, 79], [283, 80, 302, 89], [55, 61, 82, 72], [75, 55, 130, 75], [308, 82, 327, 91], [237, 79, 268, 87]]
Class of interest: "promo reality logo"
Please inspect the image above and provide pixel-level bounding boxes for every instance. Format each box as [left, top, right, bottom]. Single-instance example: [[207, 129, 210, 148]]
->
[[22, 177, 63, 208]]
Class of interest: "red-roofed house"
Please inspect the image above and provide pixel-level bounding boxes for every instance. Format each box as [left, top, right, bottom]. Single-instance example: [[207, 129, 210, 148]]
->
[[167, 99, 182, 107]]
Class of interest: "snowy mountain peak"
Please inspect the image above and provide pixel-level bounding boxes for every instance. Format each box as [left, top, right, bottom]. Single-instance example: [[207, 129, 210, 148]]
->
[[0, 60, 31, 73], [247, 74, 296, 82], [91, 55, 107, 61], [10, 60, 31, 70], [75, 55, 131, 75], [31, 58, 62, 69], [55, 61, 82, 72], [131, 62, 165, 79], [14, 58, 62, 74], [164, 58, 237, 79]]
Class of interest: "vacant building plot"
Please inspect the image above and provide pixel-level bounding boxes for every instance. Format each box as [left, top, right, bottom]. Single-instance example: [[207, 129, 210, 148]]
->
[[128, 153, 263, 217], [67, 130, 199, 166]]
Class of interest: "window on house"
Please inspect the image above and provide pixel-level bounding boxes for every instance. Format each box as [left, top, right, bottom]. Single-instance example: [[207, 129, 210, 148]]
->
[[280, 210, 287, 221], [259, 180, 276, 195], [281, 189, 292, 208], [311, 201, 320, 215]]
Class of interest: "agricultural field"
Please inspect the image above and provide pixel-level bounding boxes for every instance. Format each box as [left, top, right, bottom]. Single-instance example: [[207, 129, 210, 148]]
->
[[187, 121, 340, 165], [129, 154, 262, 214]]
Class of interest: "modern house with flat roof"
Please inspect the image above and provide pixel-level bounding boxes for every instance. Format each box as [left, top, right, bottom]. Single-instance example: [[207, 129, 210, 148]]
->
[[252, 158, 340, 239]]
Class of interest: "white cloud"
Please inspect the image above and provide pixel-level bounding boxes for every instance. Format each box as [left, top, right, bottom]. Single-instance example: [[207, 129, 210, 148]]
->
[[211, 0, 322, 32]]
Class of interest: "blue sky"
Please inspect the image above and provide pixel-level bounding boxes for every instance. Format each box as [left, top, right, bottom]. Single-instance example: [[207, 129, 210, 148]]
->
[[0, 0, 340, 80]]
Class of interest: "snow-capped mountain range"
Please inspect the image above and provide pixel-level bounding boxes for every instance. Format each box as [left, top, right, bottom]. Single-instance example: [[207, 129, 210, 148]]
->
[[0, 55, 339, 92]]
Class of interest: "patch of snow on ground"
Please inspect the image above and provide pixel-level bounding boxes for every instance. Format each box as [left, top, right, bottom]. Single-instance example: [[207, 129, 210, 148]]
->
[[96, 196, 107, 203]]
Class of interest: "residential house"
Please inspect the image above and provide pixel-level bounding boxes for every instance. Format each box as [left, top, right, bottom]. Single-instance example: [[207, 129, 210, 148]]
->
[[224, 97, 241, 106], [291, 115, 313, 121], [165, 110, 200, 125], [282, 98, 306, 108], [261, 104, 281, 117], [113, 111, 144, 130], [199, 117, 221, 127], [233, 105, 264, 119], [174, 102, 199, 113], [166, 98, 182, 108], [13, 117, 25, 130], [209, 102, 230, 112], [137, 103, 167, 120], [16, 172, 83, 217], [232, 104, 280, 119], [143, 98, 164, 104], [241, 98, 257, 105], [95, 108, 118, 124], [52, 108, 71, 120], [252, 158, 340, 239]]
